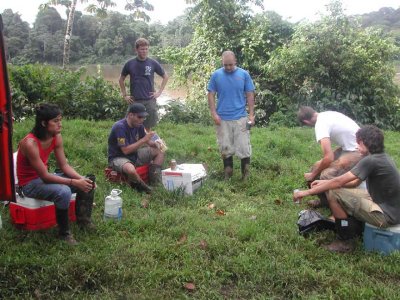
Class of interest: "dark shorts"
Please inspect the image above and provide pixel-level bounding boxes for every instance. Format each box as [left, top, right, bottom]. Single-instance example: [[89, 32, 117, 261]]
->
[[135, 99, 158, 129]]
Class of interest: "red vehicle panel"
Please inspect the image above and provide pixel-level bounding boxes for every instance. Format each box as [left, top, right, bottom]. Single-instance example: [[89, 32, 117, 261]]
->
[[0, 14, 15, 202]]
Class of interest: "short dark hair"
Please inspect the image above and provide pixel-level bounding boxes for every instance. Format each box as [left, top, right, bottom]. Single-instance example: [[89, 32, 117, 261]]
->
[[356, 125, 384, 154], [31, 103, 61, 139], [135, 38, 149, 49], [297, 106, 316, 124]]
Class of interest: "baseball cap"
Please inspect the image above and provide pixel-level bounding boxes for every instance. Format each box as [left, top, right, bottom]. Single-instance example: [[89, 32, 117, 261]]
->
[[127, 103, 149, 117]]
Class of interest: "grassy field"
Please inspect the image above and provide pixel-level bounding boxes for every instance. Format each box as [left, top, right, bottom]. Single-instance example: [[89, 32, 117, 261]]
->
[[1, 119, 400, 299]]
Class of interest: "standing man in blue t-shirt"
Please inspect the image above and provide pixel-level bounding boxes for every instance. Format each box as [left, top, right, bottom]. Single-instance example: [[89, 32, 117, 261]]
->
[[207, 50, 255, 180], [119, 38, 169, 131]]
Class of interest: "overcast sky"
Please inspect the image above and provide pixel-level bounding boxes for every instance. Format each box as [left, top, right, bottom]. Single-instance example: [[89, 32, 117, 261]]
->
[[1, 0, 399, 26]]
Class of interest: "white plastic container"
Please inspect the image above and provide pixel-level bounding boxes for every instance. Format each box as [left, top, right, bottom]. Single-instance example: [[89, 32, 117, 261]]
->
[[162, 164, 207, 195], [104, 189, 122, 220]]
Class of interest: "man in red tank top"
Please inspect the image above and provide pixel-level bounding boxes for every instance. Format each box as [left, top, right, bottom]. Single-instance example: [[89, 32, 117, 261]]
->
[[17, 104, 95, 245]]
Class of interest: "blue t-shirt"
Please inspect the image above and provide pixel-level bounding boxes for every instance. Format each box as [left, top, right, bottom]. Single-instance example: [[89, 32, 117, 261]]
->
[[207, 67, 255, 120], [121, 57, 165, 100], [108, 119, 146, 163]]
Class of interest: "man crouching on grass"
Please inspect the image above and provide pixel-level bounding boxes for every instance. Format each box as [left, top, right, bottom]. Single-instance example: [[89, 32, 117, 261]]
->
[[293, 125, 400, 253], [108, 103, 165, 193]]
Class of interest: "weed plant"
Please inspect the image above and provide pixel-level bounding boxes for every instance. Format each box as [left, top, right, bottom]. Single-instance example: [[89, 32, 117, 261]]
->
[[1, 119, 400, 299]]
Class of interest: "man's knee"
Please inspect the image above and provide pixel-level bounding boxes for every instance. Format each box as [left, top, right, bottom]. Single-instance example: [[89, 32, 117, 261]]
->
[[320, 166, 343, 180], [152, 147, 164, 159], [122, 161, 137, 175], [54, 185, 72, 209]]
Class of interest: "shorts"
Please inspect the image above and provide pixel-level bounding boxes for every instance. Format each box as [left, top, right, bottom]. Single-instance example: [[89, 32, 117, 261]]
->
[[109, 146, 153, 173], [329, 188, 388, 228], [215, 117, 251, 159], [135, 99, 158, 129], [320, 150, 362, 179]]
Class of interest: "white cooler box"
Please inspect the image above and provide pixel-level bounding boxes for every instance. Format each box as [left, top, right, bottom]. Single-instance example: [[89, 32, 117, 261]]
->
[[162, 164, 206, 195]]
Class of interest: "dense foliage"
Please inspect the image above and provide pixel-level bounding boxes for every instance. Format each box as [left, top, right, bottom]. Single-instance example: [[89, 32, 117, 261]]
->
[[266, 1, 400, 129], [164, 0, 400, 129], [1, 7, 193, 65], [359, 6, 400, 49], [161, 0, 293, 125], [9, 64, 125, 120]]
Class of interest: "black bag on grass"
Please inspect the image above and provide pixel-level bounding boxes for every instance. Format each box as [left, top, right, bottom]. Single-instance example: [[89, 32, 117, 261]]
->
[[297, 209, 335, 237]]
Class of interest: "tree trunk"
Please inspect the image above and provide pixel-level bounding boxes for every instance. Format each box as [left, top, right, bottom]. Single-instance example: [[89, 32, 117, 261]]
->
[[62, 0, 77, 68]]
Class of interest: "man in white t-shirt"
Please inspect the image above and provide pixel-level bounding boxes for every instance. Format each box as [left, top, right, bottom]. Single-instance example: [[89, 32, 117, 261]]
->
[[297, 106, 362, 207]]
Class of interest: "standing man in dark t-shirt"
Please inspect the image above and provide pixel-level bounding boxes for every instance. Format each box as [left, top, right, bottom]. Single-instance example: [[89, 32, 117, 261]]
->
[[119, 38, 169, 131], [293, 125, 400, 253]]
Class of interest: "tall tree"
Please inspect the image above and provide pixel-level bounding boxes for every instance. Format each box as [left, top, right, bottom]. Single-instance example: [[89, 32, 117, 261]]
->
[[28, 7, 64, 63], [123, 0, 154, 22], [40, 0, 116, 68], [39, 0, 156, 67], [1, 9, 30, 62]]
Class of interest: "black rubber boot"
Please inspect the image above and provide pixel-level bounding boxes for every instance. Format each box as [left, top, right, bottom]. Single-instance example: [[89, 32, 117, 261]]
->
[[223, 156, 233, 180], [336, 217, 364, 239], [75, 175, 96, 230], [241, 157, 250, 181], [55, 208, 78, 245], [148, 164, 162, 186], [126, 173, 153, 194], [323, 217, 364, 253]]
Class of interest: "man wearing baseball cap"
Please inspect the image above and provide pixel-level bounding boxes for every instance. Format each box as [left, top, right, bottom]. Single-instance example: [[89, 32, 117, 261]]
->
[[108, 103, 165, 192]]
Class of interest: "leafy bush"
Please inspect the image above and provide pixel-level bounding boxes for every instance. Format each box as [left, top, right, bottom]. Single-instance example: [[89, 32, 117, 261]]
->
[[8, 64, 125, 121], [161, 99, 212, 125], [266, 1, 400, 129]]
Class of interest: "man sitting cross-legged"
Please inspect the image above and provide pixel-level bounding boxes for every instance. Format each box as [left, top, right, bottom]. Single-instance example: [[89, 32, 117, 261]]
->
[[293, 125, 400, 253], [108, 103, 165, 193]]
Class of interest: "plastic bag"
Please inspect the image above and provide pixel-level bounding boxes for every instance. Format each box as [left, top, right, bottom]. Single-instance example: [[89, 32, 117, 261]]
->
[[297, 209, 335, 236]]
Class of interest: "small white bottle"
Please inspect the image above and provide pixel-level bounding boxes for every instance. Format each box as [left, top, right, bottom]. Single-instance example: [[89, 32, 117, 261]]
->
[[293, 189, 301, 204], [104, 189, 123, 220]]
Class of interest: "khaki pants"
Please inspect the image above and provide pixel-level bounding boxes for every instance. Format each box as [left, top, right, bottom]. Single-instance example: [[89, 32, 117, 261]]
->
[[215, 117, 251, 159], [329, 188, 388, 228]]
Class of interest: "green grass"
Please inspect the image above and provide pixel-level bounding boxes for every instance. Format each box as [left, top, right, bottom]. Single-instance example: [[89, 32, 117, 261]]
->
[[1, 120, 400, 299]]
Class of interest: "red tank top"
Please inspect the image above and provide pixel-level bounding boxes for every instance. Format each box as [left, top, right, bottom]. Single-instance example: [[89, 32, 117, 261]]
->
[[17, 133, 57, 186]]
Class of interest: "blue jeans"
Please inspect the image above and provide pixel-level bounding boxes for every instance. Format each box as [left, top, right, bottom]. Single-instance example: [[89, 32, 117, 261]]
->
[[21, 174, 78, 210]]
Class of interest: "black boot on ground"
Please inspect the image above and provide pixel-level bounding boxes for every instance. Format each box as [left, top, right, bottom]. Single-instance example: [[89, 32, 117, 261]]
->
[[323, 217, 364, 253], [76, 191, 96, 230], [223, 156, 233, 180], [148, 164, 162, 186], [55, 208, 78, 245], [127, 173, 153, 194], [241, 157, 250, 181]]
